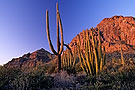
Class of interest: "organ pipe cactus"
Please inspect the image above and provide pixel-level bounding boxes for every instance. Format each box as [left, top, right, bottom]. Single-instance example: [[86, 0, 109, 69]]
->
[[62, 47, 77, 70], [46, 3, 64, 71], [120, 44, 125, 65], [119, 33, 125, 65], [77, 28, 106, 76]]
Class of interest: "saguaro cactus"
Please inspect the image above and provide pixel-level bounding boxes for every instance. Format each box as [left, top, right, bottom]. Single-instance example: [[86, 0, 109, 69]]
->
[[46, 3, 64, 71]]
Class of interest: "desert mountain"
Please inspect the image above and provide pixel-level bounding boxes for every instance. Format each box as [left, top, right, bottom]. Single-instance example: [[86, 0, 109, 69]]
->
[[69, 16, 135, 53], [5, 16, 135, 69], [4, 48, 55, 69]]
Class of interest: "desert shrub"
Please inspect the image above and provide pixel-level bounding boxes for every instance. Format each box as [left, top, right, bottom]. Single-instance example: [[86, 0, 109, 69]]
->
[[75, 62, 83, 73], [51, 70, 76, 89], [103, 58, 135, 74], [11, 72, 54, 90], [46, 60, 57, 74], [78, 71, 135, 90], [79, 58, 135, 90], [22, 61, 47, 73], [0, 66, 21, 90], [29, 63, 47, 74], [0, 65, 54, 90]]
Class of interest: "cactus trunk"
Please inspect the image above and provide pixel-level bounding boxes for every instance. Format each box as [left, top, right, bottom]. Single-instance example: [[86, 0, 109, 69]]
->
[[58, 54, 61, 71]]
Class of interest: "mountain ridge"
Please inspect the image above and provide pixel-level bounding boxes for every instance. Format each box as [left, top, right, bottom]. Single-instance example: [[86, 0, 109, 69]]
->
[[5, 15, 135, 69], [4, 48, 55, 69], [69, 16, 135, 53]]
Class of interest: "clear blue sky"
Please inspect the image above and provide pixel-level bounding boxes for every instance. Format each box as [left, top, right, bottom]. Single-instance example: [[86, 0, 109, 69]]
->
[[0, 0, 135, 65]]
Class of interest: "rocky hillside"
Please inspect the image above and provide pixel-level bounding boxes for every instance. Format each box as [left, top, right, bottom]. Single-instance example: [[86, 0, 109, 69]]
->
[[4, 48, 55, 69], [5, 16, 135, 69], [69, 16, 135, 53]]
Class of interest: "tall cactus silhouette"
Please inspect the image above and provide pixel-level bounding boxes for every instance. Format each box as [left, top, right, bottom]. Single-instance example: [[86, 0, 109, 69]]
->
[[46, 3, 64, 71]]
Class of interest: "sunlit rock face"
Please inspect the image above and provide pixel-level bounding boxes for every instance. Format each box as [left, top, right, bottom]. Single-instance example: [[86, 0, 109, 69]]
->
[[4, 48, 55, 69], [4, 16, 135, 69], [69, 16, 135, 53]]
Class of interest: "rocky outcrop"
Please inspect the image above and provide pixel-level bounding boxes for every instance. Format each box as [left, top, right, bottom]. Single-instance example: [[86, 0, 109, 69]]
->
[[97, 16, 135, 52], [4, 48, 55, 69], [69, 16, 135, 53], [4, 16, 135, 69]]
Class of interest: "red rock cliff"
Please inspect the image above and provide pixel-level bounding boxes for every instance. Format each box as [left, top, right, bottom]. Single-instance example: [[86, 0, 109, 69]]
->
[[69, 16, 135, 53]]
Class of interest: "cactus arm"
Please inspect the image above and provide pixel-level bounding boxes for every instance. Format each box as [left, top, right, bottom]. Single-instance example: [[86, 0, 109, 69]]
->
[[119, 30, 124, 65], [62, 52, 67, 69], [72, 47, 76, 67], [85, 30, 92, 75], [91, 30, 98, 75], [69, 51, 72, 67], [98, 28, 102, 60], [64, 53, 67, 69], [80, 32, 90, 74], [63, 43, 73, 56], [58, 12, 64, 54], [68, 51, 70, 67], [77, 34, 89, 75], [98, 29, 103, 70], [56, 3, 60, 52], [100, 58, 103, 70], [120, 44, 124, 65], [63, 53, 66, 68], [86, 30, 95, 75], [46, 10, 58, 55], [87, 30, 94, 70], [77, 44, 88, 75], [62, 52, 64, 68], [80, 50, 90, 75], [103, 46, 106, 65], [59, 43, 73, 56]]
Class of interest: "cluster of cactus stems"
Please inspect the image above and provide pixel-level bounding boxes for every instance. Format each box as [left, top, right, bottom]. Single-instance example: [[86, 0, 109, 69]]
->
[[77, 28, 106, 76], [46, 3, 64, 71], [119, 32, 125, 65], [120, 43, 125, 65], [62, 47, 77, 70]]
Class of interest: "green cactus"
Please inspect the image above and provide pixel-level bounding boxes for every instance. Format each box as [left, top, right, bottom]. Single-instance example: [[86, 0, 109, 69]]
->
[[120, 44, 125, 65], [46, 3, 64, 71], [119, 32, 125, 65], [77, 28, 106, 76], [62, 47, 77, 72]]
